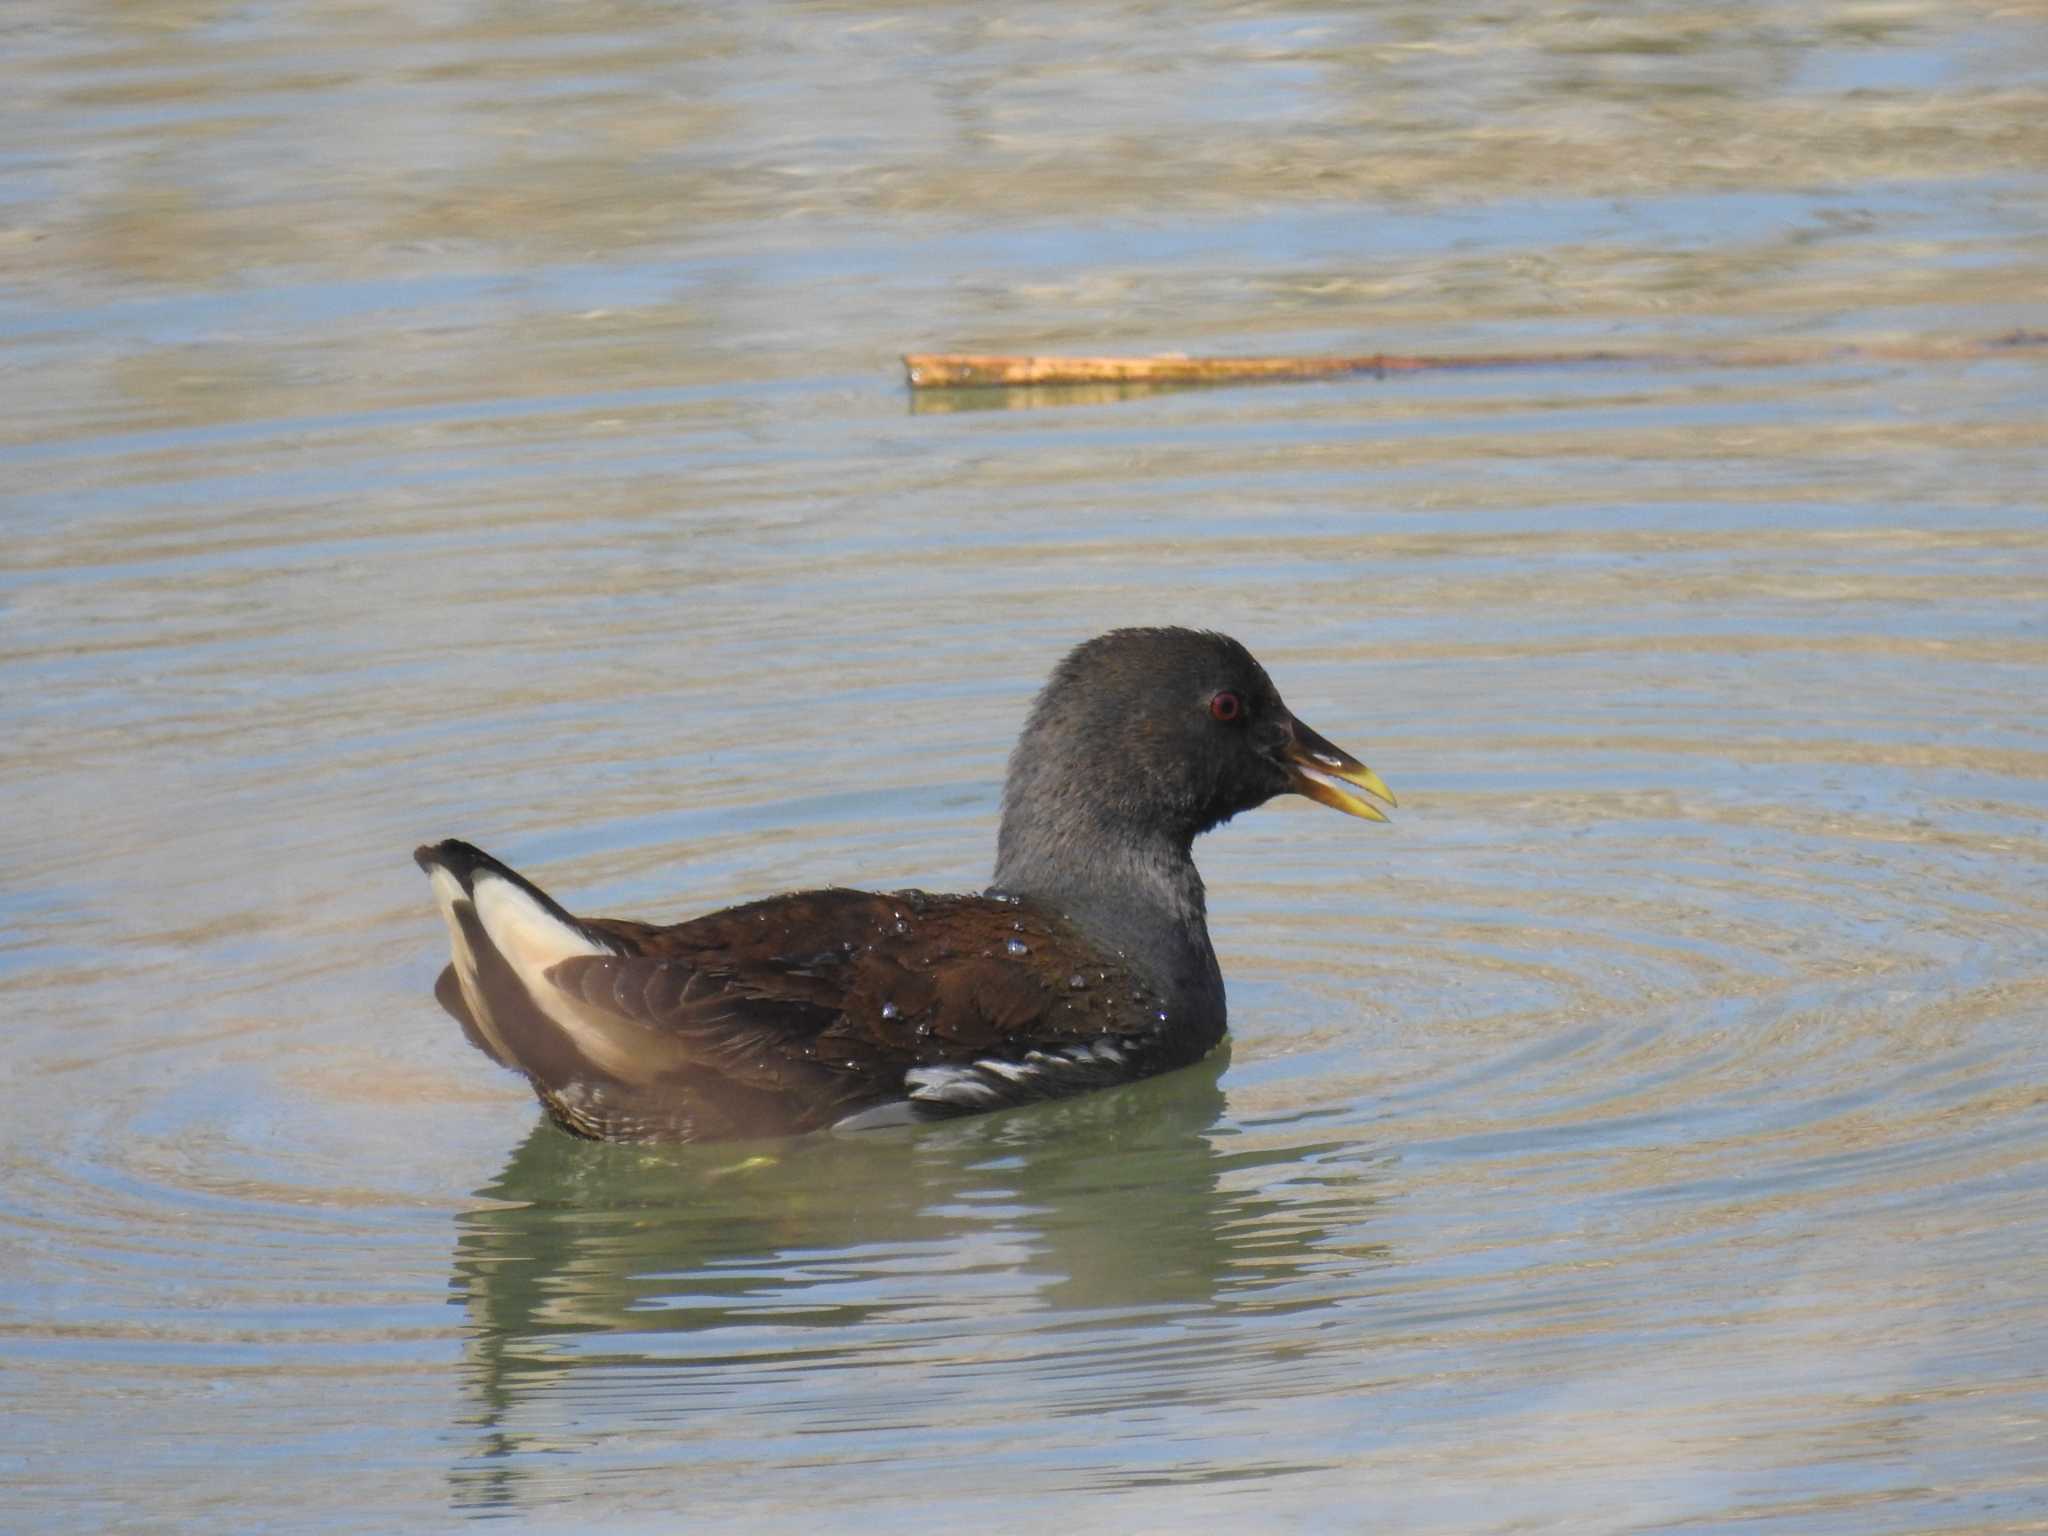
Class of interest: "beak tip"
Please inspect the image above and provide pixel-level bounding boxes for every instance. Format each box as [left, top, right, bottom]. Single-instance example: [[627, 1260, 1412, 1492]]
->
[[1283, 718, 1395, 824]]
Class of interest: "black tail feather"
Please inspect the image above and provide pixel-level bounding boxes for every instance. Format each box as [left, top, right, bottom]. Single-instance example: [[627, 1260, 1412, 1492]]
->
[[414, 839, 592, 937], [415, 838, 513, 891]]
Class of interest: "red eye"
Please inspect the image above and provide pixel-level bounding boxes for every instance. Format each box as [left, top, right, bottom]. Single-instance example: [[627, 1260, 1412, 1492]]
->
[[1209, 690, 1243, 723]]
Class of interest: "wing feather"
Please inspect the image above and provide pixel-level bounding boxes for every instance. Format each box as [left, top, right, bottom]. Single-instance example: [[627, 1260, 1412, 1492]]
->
[[423, 849, 1172, 1140]]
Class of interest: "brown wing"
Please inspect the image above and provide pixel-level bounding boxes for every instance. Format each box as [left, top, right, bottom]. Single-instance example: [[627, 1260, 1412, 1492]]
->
[[544, 889, 1170, 1137]]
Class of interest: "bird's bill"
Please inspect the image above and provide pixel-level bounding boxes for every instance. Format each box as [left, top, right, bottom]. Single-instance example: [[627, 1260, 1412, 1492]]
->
[[1284, 718, 1397, 823]]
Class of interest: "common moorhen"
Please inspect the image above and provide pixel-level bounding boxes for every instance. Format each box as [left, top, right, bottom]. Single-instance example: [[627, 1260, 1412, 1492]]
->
[[417, 627, 1393, 1141]]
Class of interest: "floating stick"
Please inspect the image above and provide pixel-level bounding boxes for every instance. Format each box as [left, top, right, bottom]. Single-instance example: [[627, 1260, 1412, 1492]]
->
[[903, 331, 2044, 390]]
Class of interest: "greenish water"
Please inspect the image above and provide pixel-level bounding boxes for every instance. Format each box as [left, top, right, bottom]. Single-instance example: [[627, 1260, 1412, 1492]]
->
[[4, 3, 2046, 1531]]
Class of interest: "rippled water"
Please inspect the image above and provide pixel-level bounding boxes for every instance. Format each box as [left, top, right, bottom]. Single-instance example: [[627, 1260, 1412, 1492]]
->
[[5, 2, 2047, 1531]]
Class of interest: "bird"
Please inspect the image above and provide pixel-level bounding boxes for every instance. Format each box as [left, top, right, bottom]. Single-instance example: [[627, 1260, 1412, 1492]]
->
[[416, 627, 1394, 1142]]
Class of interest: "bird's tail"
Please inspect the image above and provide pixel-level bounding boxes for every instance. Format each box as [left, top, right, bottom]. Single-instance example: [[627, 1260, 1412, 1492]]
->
[[413, 839, 624, 1083]]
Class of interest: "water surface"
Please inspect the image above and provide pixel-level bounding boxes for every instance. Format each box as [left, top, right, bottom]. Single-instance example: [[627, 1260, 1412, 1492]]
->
[[4, 2, 2046, 1531]]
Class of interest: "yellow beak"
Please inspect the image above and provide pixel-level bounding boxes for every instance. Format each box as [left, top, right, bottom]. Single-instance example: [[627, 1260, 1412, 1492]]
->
[[1283, 717, 1397, 823]]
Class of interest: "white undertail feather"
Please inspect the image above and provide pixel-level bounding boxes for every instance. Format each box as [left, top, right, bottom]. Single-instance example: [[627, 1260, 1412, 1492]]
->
[[428, 866, 501, 1060], [470, 873, 610, 975], [466, 872, 655, 1075], [430, 865, 670, 1079]]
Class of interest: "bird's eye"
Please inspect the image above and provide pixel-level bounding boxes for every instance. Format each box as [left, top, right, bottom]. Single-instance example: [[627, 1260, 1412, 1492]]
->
[[1209, 690, 1243, 723]]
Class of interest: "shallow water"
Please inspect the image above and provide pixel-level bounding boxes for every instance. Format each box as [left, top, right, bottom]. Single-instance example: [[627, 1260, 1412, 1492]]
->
[[4, 2, 2047, 1531]]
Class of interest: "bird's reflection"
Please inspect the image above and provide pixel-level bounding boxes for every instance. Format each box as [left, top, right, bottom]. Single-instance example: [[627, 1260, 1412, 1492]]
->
[[447, 1048, 1386, 1514]]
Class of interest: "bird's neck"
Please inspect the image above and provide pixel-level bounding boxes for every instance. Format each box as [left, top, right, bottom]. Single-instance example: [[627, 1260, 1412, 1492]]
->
[[991, 815, 1224, 1038]]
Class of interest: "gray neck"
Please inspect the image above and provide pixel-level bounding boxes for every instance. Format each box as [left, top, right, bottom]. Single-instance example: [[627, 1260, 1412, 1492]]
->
[[992, 814, 1225, 1035]]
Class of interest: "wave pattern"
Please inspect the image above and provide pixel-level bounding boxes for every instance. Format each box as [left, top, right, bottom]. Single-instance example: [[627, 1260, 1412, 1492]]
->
[[3, 1, 2046, 1531]]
